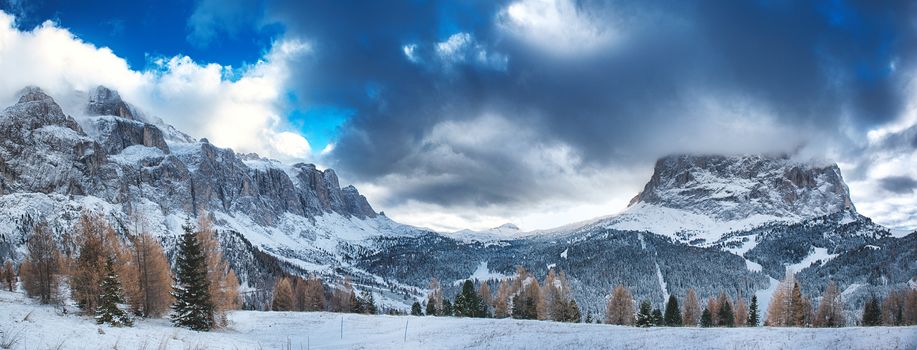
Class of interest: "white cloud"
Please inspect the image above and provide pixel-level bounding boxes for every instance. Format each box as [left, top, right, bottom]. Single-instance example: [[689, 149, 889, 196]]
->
[[498, 0, 615, 56], [435, 33, 507, 70], [0, 11, 315, 163], [401, 43, 420, 63], [402, 33, 507, 71], [270, 131, 312, 159]]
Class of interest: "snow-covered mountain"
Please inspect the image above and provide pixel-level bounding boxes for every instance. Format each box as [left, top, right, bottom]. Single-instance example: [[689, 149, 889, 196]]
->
[[602, 154, 857, 244], [448, 223, 531, 242], [0, 86, 430, 306], [0, 86, 912, 317]]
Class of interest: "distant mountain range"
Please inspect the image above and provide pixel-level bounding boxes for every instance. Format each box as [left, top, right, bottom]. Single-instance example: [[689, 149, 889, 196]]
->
[[0, 86, 913, 317]]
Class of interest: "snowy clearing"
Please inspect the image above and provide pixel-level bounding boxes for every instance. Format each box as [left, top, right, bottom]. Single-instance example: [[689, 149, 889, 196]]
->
[[1, 291, 915, 350]]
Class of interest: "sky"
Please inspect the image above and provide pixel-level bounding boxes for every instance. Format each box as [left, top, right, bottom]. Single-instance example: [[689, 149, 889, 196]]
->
[[0, 0, 915, 232]]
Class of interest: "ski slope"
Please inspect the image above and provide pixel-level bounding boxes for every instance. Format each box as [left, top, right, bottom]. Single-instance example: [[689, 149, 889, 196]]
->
[[1, 291, 914, 350]]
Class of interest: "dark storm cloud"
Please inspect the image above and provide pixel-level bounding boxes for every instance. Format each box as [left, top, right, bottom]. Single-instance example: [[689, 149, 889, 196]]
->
[[193, 0, 917, 209], [879, 176, 917, 194]]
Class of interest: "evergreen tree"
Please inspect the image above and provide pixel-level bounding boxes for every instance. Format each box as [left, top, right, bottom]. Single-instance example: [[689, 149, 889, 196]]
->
[[454, 280, 484, 318], [664, 294, 682, 326], [718, 298, 735, 327], [170, 221, 214, 331], [636, 300, 654, 327], [862, 295, 882, 326], [411, 301, 423, 316], [360, 290, 377, 314], [651, 308, 663, 326], [95, 258, 132, 327], [747, 295, 759, 327], [585, 310, 593, 323], [425, 297, 437, 316], [442, 299, 453, 316], [700, 308, 713, 327], [352, 293, 365, 314]]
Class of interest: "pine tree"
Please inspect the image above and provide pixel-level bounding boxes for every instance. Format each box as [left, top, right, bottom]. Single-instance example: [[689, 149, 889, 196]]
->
[[454, 280, 484, 317], [747, 295, 759, 326], [272, 277, 294, 311], [95, 258, 132, 327], [411, 301, 423, 316], [584, 309, 593, 324], [2, 260, 14, 292], [651, 308, 663, 326], [352, 292, 365, 314], [682, 288, 700, 327], [361, 290, 377, 315], [718, 296, 734, 327], [170, 221, 214, 331], [636, 300, 654, 327], [197, 215, 240, 326], [442, 299, 453, 316], [862, 295, 882, 326], [707, 296, 720, 325], [426, 297, 437, 316], [700, 308, 713, 327], [664, 294, 682, 326]]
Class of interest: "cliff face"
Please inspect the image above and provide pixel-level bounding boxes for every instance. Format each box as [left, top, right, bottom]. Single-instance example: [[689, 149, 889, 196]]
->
[[628, 154, 854, 221], [0, 86, 377, 229]]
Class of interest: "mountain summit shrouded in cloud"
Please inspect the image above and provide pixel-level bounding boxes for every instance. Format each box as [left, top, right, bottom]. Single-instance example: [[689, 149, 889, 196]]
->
[[1, 0, 915, 232]]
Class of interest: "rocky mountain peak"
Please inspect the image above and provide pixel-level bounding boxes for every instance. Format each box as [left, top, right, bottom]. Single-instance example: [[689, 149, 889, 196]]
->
[[628, 154, 854, 221], [86, 85, 136, 120], [17, 86, 54, 103], [4, 87, 81, 132]]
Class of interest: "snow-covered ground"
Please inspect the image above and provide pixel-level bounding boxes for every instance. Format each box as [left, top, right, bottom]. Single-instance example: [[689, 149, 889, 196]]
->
[[1, 291, 914, 350]]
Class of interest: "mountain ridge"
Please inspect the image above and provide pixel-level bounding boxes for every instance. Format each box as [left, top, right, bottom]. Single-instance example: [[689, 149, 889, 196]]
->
[[0, 85, 912, 316]]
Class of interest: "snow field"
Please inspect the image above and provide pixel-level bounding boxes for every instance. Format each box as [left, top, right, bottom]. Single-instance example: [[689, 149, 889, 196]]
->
[[1, 290, 915, 350]]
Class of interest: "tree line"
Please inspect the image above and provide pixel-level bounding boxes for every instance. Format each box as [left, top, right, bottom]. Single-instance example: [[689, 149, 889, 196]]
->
[[6, 212, 240, 331], [4, 217, 915, 329]]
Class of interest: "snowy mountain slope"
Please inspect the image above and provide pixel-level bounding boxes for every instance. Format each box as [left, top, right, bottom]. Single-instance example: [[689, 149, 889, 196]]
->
[[0, 85, 912, 316], [447, 223, 536, 242], [0, 86, 425, 306], [595, 154, 858, 245], [1, 290, 914, 350]]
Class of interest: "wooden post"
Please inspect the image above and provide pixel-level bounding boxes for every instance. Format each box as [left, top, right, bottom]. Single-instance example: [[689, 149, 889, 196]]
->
[[404, 319, 409, 343]]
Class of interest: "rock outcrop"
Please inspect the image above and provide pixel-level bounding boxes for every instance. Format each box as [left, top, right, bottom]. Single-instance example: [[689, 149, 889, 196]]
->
[[628, 154, 854, 221], [0, 86, 377, 227]]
